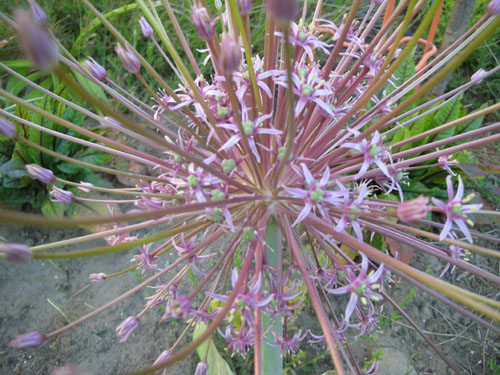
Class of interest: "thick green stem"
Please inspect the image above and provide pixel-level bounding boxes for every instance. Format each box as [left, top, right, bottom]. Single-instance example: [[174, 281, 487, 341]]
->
[[262, 217, 283, 375]]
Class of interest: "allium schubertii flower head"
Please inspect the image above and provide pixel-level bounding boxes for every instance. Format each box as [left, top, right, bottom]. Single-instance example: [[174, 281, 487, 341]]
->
[[2, 0, 500, 374]]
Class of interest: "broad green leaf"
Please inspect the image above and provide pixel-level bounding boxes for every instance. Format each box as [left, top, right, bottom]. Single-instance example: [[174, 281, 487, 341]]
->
[[73, 67, 109, 114], [455, 103, 487, 136], [77, 148, 113, 166], [429, 94, 463, 143], [193, 322, 234, 375], [0, 158, 29, 179], [41, 195, 66, 218]]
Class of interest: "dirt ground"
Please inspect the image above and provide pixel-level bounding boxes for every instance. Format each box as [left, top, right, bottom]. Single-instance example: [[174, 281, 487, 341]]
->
[[0, 222, 499, 375]]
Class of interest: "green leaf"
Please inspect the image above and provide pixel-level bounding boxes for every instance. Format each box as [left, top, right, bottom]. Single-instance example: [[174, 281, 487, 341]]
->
[[193, 322, 234, 375], [455, 103, 487, 135], [0, 158, 29, 179], [73, 67, 109, 113], [57, 162, 84, 175], [429, 94, 463, 143], [41, 195, 66, 218], [77, 148, 113, 166]]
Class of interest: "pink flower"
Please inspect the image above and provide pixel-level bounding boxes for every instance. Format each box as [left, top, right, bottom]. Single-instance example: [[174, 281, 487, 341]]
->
[[116, 316, 139, 342], [284, 163, 341, 225], [431, 176, 482, 243]]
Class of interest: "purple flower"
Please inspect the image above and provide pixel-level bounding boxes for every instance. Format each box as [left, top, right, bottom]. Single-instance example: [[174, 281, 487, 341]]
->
[[0, 243, 33, 262], [0, 117, 16, 139], [192, 6, 215, 40], [218, 324, 254, 355], [139, 16, 153, 39], [83, 57, 107, 81], [10, 331, 46, 348], [164, 296, 192, 319], [153, 350, 173, 375], [220, 37, 242, 75], [333, 181, 369, 241], [28, 0, 47, 25], [26, 164, 55, 184], [327, 254, 384, 323], [343, 131, 393, 180], [15, 9, 57, 70], [267, 0, 299, 23], [218, 111, 280, 163], [116, 316, 139, 342], [284, 163, 341, 225], [431, 175, 482, 243], [275, 23, 331, 61], [133, 243, 160, 271], [437, 152, 459, 176], [115, 44, 141, 74], [195, 360, 209, 375], [275, 63, 335, 117], [236, 0, 252, 14], [266, 329, 307, 354], [50, 186, 75, 204], [487, 0, 500, 15]]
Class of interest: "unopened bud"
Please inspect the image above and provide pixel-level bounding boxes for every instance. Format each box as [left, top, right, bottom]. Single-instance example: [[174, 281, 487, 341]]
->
[[28, 0, 47, 25], [83, 57, 107, 81], [220, 37, 241, 75], [192, 6, 215, 40], [115, 44, 141, 74], [0, 243, 33, 262], [267, 0, 298, 23], [0, 117, 16, 139], [487, 0, 500, 15], [89, 273, 106, 282], [236, 0, 252, 14], [15, 10, 57, 70], [471, 68, 487, 83], [139, 16, 154, 39], [397, 196, 429, 222], [26, 164, 55, 184], [10, 331, 45, 348], [195, 361, 209, 375]]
